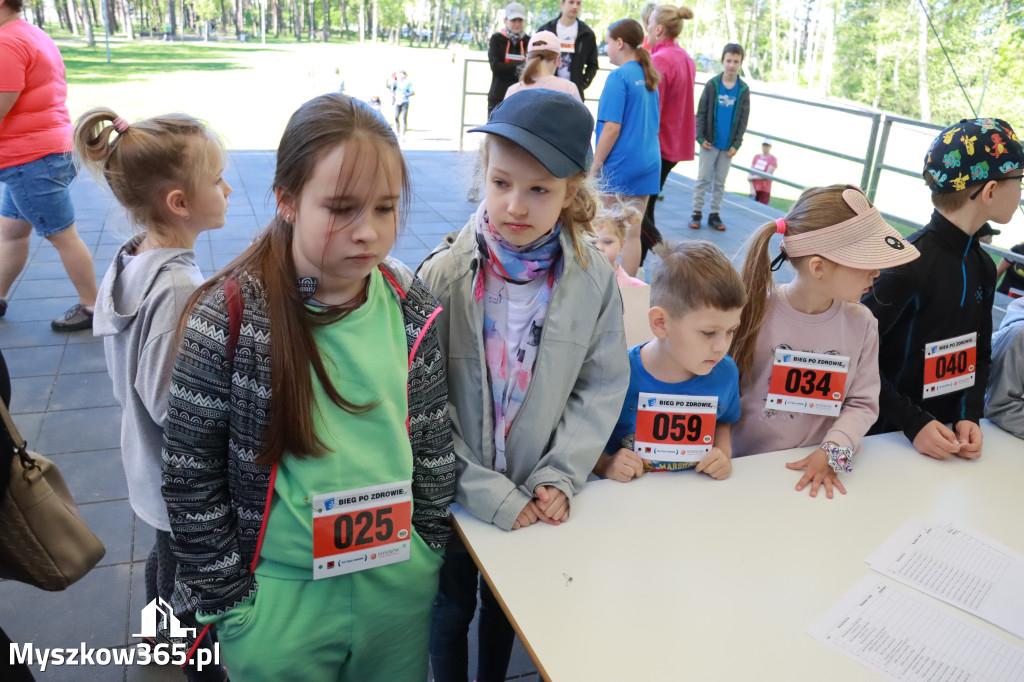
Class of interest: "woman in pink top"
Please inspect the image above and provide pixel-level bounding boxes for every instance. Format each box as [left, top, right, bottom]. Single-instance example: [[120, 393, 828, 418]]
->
[[504, 31, 583, 102], [0, 0, 97, 331], [639, 5, 696, 265]]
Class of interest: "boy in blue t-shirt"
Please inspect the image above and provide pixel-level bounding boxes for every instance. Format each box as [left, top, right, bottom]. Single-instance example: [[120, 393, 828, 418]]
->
[[690, 43, 750, 232], [594, 241, 746, 481]]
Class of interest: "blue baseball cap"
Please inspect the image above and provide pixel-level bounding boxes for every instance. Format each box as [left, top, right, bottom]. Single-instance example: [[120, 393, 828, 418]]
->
[[470, 89, 594, 178]]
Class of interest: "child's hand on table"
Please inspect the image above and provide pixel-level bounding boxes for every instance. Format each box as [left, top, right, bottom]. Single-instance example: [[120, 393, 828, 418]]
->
[[512, 500, 541, 530], [695, 447, 732, 480], [912, 420, 962, 459], [954, 420, 983, 458], [786, 446, 847, 498], [594, 448, 645, 482], [534, 485, 569, 525]]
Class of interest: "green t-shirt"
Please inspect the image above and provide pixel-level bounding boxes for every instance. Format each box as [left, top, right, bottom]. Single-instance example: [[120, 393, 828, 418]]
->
[[258, 269, 414, 575]]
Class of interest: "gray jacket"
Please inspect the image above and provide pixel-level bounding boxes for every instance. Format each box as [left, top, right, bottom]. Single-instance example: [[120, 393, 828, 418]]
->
[[93, 235, 204, 531], [418, 220, 629, 531], [985, 298, 1024, 439]]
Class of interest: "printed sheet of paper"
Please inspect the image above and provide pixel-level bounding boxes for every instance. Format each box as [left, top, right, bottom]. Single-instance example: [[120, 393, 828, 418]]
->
[[865, 522, 1024, 639], [809, 577, 1024, 682]]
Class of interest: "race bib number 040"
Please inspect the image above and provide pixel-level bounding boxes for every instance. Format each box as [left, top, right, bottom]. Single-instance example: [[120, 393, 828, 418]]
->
[[634, 393, 717, 462], [311, 481, 412, 580], [766, 350, 850, 417], [923, 332, 976, 399]]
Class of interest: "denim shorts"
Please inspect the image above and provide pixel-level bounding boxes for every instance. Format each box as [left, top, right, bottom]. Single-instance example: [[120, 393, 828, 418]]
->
[[0, 152, 78, 237]]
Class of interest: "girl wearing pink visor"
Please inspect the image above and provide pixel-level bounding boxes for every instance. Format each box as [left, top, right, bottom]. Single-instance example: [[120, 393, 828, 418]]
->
[[729, 185, 920, 497]]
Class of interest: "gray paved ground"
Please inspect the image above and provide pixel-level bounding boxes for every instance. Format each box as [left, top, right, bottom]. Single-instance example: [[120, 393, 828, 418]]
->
[[0, 148, 812, 681]]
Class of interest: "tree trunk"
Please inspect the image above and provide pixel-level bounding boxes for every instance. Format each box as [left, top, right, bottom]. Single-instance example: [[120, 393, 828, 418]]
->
[[770, 0, 777, 76], [917, 0, 930, 121], [168, 0, 177, 38], [121, 0, 134, 37], [271, 0, 279, 36], [322, 0, 329, 41], [357, 0, 364, 42], [338, 0, 345, 37], [81, 0, 95, 44], [371, 0, 377, 42], [872, 0, 886, 108], [308, 0, 315, 40], [819, 1, 836, 95], [219, 0, 228, 30], [67, 0, 80, 35], [235, 0, 243, 35], [105, 0, 119, 34]]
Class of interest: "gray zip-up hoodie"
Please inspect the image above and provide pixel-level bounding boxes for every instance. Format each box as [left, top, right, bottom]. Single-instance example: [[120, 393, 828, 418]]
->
[[418, 219, 629, 531], [985, 298, 1024, 439], [93, 235, 204, 531]]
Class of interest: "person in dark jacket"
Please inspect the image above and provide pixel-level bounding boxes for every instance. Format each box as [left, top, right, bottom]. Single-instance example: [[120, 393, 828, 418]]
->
[[487, 3, 529, 116], [536, 0, 599, 100], [863, 117, 1024, 459]]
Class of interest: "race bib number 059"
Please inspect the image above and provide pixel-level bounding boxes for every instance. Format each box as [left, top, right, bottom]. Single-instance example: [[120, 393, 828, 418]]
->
[[923, 332, 976, 399], [634, 393, 717, 462], [311, 481, 412, 580], [766, 350, 849, 417]]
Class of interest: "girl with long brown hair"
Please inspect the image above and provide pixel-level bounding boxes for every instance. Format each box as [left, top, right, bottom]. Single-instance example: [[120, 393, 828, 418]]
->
[[593, 17, 662, 277], [730, 185, 919, 498], [161, 93, 455, 680]]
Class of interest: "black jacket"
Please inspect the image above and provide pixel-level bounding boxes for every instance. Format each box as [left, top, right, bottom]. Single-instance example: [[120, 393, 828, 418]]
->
[[488, 30, 530, 105], [863, 210, 996, 442], [695, 74, 750, 151], [537, 16, 599, 99]]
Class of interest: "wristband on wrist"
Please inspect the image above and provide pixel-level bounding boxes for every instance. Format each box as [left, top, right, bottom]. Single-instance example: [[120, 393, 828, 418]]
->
[[820, 442, 853, 474]]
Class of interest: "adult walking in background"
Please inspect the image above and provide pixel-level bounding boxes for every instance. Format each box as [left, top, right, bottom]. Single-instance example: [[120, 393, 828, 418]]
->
[[0, 0, 98, 331], [537, 0, 599, 100], [639, 4, 695, 266], [593, 18, 661, 277], [487, 3, 529, 116]]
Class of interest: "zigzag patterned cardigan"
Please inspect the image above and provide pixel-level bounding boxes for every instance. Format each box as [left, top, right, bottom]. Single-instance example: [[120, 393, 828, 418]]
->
[[162, 261, 456, 622]]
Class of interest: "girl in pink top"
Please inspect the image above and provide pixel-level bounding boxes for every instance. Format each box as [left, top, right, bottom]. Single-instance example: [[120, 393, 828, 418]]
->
[[640, 5, 697, 264], [504, 30, 583, 102], [730, 186, 920, 498], [591, 195, 646, 287]]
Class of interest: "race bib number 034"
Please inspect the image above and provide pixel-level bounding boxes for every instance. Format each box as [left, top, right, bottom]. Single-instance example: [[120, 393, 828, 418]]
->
[[766, 349, 849, 417], [311, 481, 412, 580], [923, 332, 976, 399], [634, 393, 717, 462]]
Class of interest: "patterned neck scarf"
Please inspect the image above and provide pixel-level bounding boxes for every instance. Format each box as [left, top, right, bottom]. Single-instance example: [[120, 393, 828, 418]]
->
[[473, 203, 562, 471]]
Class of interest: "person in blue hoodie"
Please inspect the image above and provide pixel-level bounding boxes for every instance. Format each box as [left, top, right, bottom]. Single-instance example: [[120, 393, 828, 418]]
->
[[77, 108, 230, 682]]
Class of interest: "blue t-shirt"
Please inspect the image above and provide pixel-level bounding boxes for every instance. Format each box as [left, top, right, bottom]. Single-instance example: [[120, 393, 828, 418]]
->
[[596, 61, 661, 196], [605, 344, 742, 470], [712, 79, 740, 150]]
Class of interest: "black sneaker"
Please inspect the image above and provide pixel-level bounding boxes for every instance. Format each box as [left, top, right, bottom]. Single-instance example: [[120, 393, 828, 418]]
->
[[708, 213, 727, 231], [0, 298, 7, 318], [51, 303, 93, 331], [688, 211, 702, 229]]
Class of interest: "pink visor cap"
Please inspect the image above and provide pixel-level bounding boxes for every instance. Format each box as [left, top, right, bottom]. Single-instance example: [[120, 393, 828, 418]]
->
[[781, 189, 920, 269]]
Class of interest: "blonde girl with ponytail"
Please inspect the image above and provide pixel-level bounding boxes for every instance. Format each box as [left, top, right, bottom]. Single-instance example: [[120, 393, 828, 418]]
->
[[504, 30, 582, 102], [730, 185, 920, 498], [75, 108, 230, 682], [593, 17, 662, 277]]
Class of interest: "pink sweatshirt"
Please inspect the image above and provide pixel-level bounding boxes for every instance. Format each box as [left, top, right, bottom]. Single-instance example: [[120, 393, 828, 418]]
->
[[614, 264, 645, 288], [732, 289, 880, 457]]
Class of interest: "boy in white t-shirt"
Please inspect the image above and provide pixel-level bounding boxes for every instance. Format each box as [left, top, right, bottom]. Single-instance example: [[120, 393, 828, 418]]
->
[[536, 0, 599, 99]]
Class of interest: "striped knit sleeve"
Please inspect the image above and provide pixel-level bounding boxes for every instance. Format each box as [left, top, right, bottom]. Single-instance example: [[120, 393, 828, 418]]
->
[[406, 279, 457, 548], [162, 287, 256, 618]]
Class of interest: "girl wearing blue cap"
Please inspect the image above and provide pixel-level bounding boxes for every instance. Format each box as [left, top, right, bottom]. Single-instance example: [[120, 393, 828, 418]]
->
[[418, 89, 629, 682]]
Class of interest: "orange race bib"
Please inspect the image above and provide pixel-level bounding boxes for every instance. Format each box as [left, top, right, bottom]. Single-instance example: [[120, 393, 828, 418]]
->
[[766, 350, 849, 417], [559, 40, 575, 53], [634, 393, 717, 463], [311, 481, 412, 580], [923, 332, 976, 399], [1008, 287, 1023, 299]]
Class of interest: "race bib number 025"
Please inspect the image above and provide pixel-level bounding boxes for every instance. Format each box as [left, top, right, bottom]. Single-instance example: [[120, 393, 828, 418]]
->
[[311, 481, 412, 580], [923, 332, 976, 398], [766, 350, 849, 417], [634, 393, 717, 462]]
